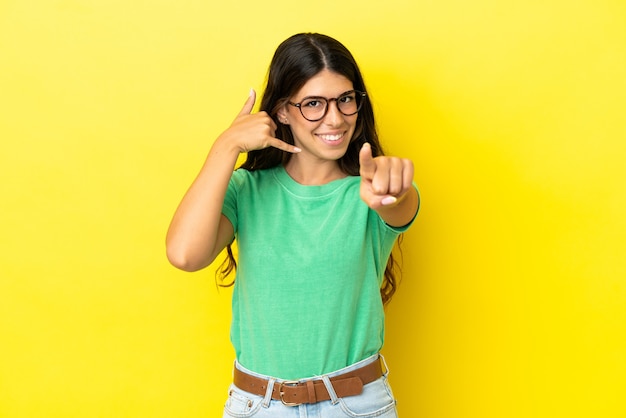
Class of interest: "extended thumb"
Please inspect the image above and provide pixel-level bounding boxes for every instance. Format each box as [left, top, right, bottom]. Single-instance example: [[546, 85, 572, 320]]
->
[[238, 88, 256, 116]]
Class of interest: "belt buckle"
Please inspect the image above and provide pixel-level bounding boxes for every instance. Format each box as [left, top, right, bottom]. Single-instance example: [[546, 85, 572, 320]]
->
[[278, 380, 302, 406]]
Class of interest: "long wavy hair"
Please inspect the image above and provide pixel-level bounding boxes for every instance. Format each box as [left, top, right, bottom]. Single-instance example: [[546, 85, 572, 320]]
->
[[217, 33, 402, 305]]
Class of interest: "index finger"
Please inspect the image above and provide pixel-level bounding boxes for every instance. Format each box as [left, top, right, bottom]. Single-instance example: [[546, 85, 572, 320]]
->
[[359, 142, 376, 177]]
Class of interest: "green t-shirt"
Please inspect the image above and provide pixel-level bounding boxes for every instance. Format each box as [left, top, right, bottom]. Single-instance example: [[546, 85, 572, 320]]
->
[[222, 165, 414, 379]]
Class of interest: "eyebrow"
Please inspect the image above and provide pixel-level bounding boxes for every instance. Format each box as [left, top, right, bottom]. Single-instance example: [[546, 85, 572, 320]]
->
[[298, 90, 355, 101]]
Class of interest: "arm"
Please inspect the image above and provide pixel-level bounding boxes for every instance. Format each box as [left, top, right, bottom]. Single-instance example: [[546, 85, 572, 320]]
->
[[166, 90, 301, 271], [359, 142, 419, 227]]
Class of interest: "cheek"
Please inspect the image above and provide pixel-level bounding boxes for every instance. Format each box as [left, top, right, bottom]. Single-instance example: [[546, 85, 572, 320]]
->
[[348, 119, 360, 138], [291, 121, 318, 135], [286, 125, 309, 144]]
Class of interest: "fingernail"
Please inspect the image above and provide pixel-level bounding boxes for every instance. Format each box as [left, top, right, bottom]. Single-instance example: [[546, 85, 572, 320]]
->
[[293, 147, 302, 153], [381, 196, 397, 206]]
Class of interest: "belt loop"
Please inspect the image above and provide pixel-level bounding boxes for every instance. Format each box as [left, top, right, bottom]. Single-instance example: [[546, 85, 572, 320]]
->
[[379, 354, 390, 377], [321, 375, 339, 405], [262, 378, 276, 408], [305, 380, 316, 404]]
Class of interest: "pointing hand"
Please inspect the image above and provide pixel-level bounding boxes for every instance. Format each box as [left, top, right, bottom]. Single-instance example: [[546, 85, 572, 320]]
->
[[359, 143, 414, 209]]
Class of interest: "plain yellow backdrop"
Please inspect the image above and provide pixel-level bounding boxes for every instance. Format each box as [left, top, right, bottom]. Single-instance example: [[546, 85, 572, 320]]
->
[[1, 0, 625, 417]]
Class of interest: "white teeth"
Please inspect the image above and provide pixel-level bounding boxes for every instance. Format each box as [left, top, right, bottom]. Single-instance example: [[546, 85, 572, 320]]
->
[[318, 133, 343, 141]]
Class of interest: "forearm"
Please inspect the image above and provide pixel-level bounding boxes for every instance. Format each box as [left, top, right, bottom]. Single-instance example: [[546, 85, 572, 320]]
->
[[166, 137, 240, 271]]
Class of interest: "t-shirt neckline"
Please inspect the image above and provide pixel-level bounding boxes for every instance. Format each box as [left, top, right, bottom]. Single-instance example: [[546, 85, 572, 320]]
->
[[272, 165, 354, 198]]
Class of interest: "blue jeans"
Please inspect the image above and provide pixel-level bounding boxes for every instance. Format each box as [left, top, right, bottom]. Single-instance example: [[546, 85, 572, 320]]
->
[[223, 354, 398, 418]]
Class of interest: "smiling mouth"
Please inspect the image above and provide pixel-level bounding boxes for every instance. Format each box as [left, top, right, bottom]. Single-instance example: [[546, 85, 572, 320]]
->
[[317, 133, 344, 142]]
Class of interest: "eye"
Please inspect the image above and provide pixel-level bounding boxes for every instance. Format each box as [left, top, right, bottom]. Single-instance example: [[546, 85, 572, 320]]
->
[[302, 98, 325, 108], [338, 93, 356, 103]]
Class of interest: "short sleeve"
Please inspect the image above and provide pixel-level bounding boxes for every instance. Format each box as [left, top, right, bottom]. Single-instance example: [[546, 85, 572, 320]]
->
[[222, 169, 245, 233]]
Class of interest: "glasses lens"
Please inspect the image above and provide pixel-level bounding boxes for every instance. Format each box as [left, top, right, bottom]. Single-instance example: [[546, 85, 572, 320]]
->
[[337, 91, 361, 115], [300, 97, 327, 121]]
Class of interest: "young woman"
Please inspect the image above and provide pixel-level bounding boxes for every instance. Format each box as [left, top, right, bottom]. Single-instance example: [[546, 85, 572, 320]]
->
[[166, 33, 419, 417]]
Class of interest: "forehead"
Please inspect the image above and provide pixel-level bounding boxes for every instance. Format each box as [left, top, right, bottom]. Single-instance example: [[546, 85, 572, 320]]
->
[[294, 69, 354, 99]]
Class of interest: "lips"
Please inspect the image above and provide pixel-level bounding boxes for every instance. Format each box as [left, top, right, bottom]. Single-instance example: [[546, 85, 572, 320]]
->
[[316, 132, 345, 142]]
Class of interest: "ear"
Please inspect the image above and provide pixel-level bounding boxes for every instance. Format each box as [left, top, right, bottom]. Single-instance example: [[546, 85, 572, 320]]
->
[[276, 106, 289, 125]]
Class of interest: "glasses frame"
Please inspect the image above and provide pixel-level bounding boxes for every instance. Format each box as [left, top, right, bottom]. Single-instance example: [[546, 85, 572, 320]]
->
[[288, 90, 367, 122]]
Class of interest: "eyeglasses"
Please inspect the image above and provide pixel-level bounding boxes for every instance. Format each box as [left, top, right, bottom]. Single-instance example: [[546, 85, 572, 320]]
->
[[288, 90, 367, 122]]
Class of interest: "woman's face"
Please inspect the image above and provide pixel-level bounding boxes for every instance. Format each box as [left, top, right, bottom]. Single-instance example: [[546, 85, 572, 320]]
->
[[278, 69, 357, 165]]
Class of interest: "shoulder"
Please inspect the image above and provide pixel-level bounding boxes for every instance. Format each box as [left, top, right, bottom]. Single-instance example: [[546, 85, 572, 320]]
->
[[231, 166, 279, 185]]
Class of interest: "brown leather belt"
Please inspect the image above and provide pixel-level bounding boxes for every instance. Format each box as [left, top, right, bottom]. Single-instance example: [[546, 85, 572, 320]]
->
[[233, 358, 384, 406]]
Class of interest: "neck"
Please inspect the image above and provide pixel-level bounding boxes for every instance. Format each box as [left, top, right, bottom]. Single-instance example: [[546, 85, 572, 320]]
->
[[284, 158, 346, 185]]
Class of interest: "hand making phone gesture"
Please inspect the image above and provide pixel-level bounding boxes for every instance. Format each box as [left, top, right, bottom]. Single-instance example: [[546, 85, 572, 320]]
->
[[220, 89, 301, 154]]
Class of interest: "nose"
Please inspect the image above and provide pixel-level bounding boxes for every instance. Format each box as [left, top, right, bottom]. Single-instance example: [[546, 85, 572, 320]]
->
[[322, 99, 343, 126]]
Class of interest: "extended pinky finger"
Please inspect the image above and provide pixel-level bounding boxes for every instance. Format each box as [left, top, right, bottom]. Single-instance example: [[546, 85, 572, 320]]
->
[[269, 138, 302, 154]]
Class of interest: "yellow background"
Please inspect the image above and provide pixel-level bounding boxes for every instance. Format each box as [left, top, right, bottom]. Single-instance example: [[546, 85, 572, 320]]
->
[[1, 0, 625, 417]]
